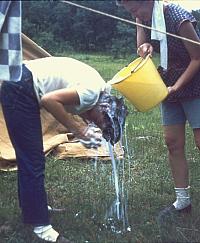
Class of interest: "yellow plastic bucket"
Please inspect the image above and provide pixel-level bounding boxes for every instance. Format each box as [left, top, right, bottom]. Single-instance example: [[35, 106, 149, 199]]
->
[[109, 55, 168, 112]]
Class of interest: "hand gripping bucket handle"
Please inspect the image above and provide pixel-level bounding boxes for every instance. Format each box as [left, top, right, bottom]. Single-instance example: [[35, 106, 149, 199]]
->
[[109, 55, 168, 112]]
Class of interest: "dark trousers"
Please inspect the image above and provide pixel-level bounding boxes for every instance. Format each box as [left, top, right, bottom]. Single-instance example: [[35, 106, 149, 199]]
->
[[0, 65, 49, 226]]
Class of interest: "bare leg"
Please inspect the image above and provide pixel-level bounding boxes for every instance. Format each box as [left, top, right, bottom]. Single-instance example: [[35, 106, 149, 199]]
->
[[163, 124, 189, 188]]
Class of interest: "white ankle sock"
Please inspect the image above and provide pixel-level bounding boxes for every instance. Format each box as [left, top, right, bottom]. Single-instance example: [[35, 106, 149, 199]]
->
[[48, 205, 53, 211], [34, 224, 59, 242], [173, 186, 191, 210]]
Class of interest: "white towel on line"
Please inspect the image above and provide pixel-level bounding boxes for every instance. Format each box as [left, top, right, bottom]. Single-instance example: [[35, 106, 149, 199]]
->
[[151, 0, 168, 70]]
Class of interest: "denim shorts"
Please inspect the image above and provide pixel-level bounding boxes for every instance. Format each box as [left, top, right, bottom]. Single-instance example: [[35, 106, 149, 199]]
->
[[161, 98, 200, 128]]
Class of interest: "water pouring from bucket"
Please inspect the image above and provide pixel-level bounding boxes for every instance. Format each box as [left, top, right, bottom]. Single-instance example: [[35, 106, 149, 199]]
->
[[108, 55, 168, 112]]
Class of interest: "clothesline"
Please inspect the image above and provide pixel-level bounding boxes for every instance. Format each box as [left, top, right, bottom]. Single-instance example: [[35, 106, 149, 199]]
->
[[61, 0, 200, 46]]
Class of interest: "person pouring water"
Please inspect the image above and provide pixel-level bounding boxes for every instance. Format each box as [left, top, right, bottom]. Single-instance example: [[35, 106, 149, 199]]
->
[[116, 0, 200, 214], [0, 56, 127, 242]]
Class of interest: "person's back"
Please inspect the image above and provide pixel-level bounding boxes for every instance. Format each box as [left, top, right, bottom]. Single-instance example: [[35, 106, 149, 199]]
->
[[24, 57, 107, 114], [24, 57, 105, 95]]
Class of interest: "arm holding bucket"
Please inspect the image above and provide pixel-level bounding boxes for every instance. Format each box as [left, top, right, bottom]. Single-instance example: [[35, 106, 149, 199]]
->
[[136, 18, 146, 48], [168, 21, 200, 95], [136, 18, 153, 58]]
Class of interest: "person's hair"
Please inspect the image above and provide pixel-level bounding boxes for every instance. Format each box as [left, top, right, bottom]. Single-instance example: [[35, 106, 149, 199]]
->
[[95, 91, 128, 145]]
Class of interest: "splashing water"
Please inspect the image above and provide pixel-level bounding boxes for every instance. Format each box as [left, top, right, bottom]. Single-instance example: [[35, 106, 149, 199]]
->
[[124, 123, 132, 184], [108, 142, 120, 218], [93, 150, 98, 172], [102, 104, 131, 234], [97, 91, 128, 145], [90, 92, 131, 234], [104, 142, 131, 234]]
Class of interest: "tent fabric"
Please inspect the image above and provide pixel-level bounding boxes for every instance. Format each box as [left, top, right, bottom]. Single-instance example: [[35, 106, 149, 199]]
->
[[22, 33, 52, 60], [0, 34, 124, 171]]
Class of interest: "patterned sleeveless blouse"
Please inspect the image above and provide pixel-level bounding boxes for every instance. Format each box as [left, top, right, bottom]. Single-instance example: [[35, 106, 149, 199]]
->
[[143, 3, 200, 102]]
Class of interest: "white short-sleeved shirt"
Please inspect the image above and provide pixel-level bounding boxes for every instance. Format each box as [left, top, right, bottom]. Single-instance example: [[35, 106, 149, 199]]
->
[[24, 57, 107, 114]]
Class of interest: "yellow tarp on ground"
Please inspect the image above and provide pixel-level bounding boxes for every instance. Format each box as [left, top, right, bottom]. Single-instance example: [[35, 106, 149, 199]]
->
[[0, 34, 124, 171]]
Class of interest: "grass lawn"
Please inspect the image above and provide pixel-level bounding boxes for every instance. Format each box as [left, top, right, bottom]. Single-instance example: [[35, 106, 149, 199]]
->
[[1, 53, 200, 242]]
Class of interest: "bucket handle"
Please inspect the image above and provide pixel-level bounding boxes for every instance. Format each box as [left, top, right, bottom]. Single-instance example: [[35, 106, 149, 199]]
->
[[130, 54, 150, 73], [108, 55, 150, 85]]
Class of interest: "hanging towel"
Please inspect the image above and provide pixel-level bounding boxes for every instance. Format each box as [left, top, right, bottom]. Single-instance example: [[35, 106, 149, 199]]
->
[[151, 0, 168, 70], [0, 1, 22, 81]]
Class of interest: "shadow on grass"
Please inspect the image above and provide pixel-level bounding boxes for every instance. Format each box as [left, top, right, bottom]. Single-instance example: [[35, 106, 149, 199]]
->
[[156, 206, 200, 243]]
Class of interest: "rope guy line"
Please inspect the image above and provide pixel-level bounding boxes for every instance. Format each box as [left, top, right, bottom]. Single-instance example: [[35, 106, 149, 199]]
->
[[61, 0, 200, 46]]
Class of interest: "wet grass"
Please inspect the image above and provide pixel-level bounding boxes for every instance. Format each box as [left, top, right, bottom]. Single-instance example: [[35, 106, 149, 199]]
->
[[1, 53, 200, 242]]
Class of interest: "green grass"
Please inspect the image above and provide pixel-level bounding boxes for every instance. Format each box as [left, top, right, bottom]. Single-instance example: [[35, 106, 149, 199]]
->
[[1, 53, 200, 243]]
